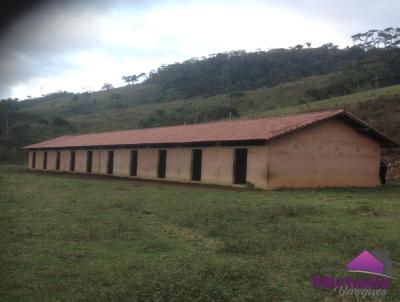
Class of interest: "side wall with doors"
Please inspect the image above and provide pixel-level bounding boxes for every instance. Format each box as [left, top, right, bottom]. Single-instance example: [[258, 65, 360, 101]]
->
[[27, 145, 270, 189]]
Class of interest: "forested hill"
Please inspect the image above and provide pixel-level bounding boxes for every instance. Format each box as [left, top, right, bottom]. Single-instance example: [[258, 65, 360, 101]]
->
[[144, 45, 400, 100], [145, 46, 363, 99], [146, 46, 359, 99], [1, 28, 400, 163]]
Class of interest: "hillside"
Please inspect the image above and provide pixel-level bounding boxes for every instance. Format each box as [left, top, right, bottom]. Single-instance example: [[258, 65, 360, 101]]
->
[[0, 45, 399, 163]]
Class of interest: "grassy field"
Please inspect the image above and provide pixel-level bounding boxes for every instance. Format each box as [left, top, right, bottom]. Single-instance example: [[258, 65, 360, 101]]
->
[[1, 165, 400, 301], [18, 73, 340, 132], [259, 84, 400, 116]]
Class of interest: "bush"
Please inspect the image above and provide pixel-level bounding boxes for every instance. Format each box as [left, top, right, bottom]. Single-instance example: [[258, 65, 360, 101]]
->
[[229, 91, 245, 98], [37, 118, 49, 125], [110, 93, 122, 100], [52, 116, 71, 127], [305, 81, 352, 101]]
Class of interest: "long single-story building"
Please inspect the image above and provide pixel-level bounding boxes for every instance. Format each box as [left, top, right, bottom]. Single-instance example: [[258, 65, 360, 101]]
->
[[24, 109, 397, 189]]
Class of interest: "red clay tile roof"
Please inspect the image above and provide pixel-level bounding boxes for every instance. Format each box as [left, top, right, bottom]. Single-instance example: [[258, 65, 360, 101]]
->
[[24, 109, 397, 149]]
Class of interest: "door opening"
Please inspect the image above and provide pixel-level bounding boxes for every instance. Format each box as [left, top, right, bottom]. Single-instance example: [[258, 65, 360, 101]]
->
[[32, 152, 36, 169], [70, 151, 76, 172], [86, 151, 93, 173], [157, 150, 167, 178], [130, 150, 138, 176], [43, 152, 47, 170], [107, 150, 114, 175], [56, 152, 60, 171], [234, 148, 247, 184], [191, 149, 202, 181]]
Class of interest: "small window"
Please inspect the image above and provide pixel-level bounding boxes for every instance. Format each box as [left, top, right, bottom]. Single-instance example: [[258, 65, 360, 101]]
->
[[86, 151, 93, 173], [234, 148, 247, 184], [43, 152, 47, 170], [70, 151, 76, 172], [107, 150, 114, 175], [32, 152, 36, 169], [157, 150, 167, 178], [130, 150, 138, 176], [56, 152, 60, 171], [191, 149, 202, 181]]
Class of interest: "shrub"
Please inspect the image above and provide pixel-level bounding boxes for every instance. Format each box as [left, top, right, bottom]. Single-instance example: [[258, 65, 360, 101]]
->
[[52, 116, 71, 127]]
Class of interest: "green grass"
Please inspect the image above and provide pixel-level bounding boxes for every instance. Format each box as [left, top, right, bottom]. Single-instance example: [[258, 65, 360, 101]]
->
[[19, 74, 400, 137], [1, 165, 400, 301], [259, 84, 400, 116], [18, 73, 340, 133], [19, 83, 165, 115]]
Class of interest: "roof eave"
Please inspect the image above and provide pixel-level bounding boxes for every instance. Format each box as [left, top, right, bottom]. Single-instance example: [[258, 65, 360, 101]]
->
[[22, 109, 399, 150], [339, 111, 399, 148], [23, 138, 267, 150], [262, 109, 398, 148]]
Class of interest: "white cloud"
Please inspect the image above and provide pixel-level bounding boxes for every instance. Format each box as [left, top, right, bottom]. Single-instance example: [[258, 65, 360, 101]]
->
[[1, 0, 380, 99]]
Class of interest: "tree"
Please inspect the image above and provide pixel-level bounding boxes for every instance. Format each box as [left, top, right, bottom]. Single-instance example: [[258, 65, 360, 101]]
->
[[306, 42, 312, 48], [51, 116, 71, 127], [378, 27, 400, 48], [352, 27, 400, 50], [320, 42, 339, 50], [102, 83, 114, 90], [121, 73, 146, 85], [291, 44, 304, 50], [122, 75, 132, 85], [110, 93, 122, 100], [0, 98, 19, 136]]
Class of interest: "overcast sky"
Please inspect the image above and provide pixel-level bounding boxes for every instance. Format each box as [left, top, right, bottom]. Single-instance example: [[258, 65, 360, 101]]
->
[[0, 0, 399, 100]]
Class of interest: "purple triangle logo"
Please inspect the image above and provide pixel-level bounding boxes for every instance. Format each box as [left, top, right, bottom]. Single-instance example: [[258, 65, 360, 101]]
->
[[347, 250, 393, 278]]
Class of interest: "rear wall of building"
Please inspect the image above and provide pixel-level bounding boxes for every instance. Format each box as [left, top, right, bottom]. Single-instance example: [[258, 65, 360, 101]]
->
[[267, 118, 380, 189]]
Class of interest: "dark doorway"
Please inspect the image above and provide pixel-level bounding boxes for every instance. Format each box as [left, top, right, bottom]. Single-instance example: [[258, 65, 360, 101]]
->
[[234, 148, 247, 184], [157, 150, 167, 178], [32, 152, 36, 169], [70, 151, 76, 172], [86, 151, 93, 173], [107, 150, 114, 175], [43, 152, 47, 170], [56, 152, 60, 171], [130, 150, 138, 176], [191, 149, 202, 181]]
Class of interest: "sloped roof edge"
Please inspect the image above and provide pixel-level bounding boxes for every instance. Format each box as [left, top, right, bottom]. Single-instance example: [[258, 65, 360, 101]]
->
[[24, 109, 398, 149]]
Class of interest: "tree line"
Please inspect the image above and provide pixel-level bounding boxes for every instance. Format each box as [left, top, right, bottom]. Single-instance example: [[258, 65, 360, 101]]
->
[[352, 27, 400, 50], [101, 27, 400, 99], [1, 27, 399, 163]]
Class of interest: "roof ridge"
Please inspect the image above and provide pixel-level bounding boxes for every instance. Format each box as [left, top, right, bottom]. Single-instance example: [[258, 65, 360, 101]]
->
[[65, 108, 345, 137]]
